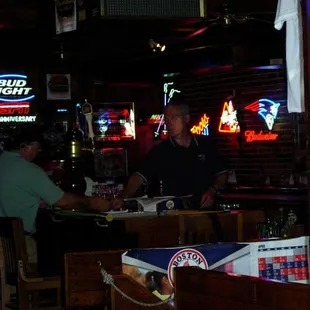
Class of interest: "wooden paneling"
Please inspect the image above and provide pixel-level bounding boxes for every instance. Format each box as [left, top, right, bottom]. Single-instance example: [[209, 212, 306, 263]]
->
[[65, 251, 123, 308], [175, 267, 310, 310], [112, 276, 171, 310]]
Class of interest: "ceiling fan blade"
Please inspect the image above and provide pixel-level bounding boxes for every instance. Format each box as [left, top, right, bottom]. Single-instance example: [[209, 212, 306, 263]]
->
[[183, 45, 214, 52], [184, 26, 209, 40], [249, 17, 273, 24]]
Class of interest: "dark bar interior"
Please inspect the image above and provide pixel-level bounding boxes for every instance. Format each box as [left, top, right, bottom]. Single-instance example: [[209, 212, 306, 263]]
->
[[0, 0, 309, 309]]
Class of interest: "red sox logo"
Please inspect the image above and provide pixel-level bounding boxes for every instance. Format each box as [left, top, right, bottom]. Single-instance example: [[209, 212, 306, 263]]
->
[[167, 249, 208, 287]]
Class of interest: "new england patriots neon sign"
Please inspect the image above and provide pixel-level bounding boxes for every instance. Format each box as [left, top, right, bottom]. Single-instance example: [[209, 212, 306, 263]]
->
[[244, 98, 280, 142], [245, 98, 280, 131]]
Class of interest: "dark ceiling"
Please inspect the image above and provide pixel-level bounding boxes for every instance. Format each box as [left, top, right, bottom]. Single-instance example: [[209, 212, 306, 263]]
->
[[0, 0, 284, 75]]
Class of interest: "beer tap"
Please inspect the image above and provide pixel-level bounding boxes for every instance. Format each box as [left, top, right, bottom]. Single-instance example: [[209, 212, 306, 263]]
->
[[82, 99, 95, 152]]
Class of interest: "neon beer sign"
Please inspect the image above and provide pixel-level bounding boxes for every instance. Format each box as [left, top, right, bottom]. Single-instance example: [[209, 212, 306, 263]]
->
[[244, 131, 278, 142], [218, 100, 240, 133], [245, 98, 280, 131], [163, 82, 181, 106], [154, 81, 181, 139], [148, 114, 162, 124], [0, 74, 34, 101], [244, 98, 280, 142], [191, 114, 209, 136], [0, 74, 36, 122]]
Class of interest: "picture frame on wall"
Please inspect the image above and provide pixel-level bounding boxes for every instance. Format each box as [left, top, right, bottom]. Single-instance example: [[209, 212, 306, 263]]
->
[[46, 74, 71, 100]]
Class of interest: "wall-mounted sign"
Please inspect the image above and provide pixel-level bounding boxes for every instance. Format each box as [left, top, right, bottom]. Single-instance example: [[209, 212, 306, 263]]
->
[[46, 74, 71, 100], [190, 114, 209, 136], [153, 81, 181, 140], [163, 82, 181, 106], [0, 74, 34, 102], [218, 100, 240, 133], [148, 114, 162, 124], [55, 0, 77, 35], [244, 98, 280, 131], [0, 74, 36, 123], [244, 98, 280, 143], [244, 130, 279, 143]]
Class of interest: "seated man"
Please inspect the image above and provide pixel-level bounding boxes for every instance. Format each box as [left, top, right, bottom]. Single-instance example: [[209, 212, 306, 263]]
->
[[0, 124, 111, 263]]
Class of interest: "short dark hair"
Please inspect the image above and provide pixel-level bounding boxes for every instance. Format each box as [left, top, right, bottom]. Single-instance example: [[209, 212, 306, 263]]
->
[[11, 124, 44, 149], [164, 96, 190, 115]]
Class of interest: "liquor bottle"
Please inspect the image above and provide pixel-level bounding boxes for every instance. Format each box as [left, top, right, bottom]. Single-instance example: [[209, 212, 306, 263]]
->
[[61, 106, 86, 196]]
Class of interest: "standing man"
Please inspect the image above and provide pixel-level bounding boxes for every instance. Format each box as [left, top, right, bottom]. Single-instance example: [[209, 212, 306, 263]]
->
[[120, 101, 228, 208], [0, 125, 111, 262]]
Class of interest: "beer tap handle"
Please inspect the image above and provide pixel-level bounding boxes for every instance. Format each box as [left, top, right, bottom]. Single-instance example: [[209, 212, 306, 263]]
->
[[82, 99, 95, 152]]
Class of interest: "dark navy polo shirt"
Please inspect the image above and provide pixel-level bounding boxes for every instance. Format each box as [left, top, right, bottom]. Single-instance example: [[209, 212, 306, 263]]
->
[[136, 135, 227, 197]]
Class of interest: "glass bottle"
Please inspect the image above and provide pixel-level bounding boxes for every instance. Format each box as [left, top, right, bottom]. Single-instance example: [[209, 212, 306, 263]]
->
[[61, 106, 86, 196]]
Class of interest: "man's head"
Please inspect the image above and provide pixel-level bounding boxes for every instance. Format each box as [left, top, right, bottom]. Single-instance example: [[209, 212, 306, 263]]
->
[[164, 101, 190, 138], [11, 124, 43, 162]]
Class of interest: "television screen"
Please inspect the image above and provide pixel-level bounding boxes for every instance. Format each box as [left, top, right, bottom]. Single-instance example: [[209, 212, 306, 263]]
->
[[94, 147, 127, 177], [92, 102, 135, 141]]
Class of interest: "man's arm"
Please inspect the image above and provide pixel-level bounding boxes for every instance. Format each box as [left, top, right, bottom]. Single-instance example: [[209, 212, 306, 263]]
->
[[121, 174, 143, 199], [213, 171, 229, 191], [27, 164, 110, 211], [55, 193, 110, 211], [121, 146, 159, 199]]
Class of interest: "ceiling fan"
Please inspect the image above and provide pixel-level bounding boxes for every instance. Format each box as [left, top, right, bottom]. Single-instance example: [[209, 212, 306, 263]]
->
[[179, 4, 274, 41]]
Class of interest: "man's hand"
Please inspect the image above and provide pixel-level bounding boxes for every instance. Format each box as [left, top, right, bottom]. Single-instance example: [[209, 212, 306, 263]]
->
[[110, 198, 125, 210], [200, 188, 216, 209], [90, 197, 111, 212]]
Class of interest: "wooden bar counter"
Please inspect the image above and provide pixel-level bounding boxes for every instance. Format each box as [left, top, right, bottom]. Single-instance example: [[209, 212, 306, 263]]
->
[[36, 209, 263, 277]]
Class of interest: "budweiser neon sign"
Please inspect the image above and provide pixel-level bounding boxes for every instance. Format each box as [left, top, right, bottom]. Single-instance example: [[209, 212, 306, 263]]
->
[[191, 114, 209, 136], [0, 74, 36, 123], [244, 130, 278, 142]]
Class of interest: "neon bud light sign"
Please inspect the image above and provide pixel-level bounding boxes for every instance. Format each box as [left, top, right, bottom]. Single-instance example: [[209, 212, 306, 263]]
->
[[0, 74, 36, 123], [0, 74, 34, 101], [190, 114, 209, 136]]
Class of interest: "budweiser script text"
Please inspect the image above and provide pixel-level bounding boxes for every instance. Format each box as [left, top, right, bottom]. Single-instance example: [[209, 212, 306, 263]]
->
[[244, 130, 278, 142]]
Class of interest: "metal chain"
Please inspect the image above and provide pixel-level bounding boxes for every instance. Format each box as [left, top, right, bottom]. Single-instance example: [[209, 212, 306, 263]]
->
[[97, 261, 174, 307]]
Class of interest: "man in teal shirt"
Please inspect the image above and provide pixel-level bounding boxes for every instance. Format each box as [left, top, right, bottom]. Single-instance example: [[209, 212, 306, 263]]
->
[[0, 125, 111, 262]]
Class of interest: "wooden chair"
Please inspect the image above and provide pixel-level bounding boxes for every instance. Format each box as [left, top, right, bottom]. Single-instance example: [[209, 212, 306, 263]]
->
[[0, 217, 62, 310]]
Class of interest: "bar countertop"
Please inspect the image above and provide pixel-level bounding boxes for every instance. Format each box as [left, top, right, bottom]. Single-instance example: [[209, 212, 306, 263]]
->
[[219, 186, 307, 203]]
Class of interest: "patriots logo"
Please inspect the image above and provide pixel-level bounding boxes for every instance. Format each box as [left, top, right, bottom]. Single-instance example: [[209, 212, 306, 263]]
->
[[244, 99, 280, 131]]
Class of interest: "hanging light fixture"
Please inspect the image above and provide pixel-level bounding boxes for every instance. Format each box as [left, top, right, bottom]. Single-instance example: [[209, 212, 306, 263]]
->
[[149, 39, 166, 52]]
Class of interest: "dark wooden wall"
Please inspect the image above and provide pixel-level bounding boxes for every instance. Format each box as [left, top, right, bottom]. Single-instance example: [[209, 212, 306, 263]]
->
[[178, 66, 305, 186]]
